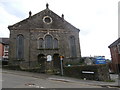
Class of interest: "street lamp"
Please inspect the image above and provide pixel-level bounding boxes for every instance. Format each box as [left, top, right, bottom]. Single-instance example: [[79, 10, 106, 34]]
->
[[60, 56, 64, 76]]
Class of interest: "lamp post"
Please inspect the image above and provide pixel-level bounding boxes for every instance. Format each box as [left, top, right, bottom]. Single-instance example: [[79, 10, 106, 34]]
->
[[60, 56, 64, 76]]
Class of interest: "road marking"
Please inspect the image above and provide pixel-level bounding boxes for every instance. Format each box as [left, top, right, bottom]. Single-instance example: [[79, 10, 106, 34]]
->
[[28, 84, 40, 88], [40, 86, 45, 88], [25, 83, 45, 88], [48, 78, 71, 83]]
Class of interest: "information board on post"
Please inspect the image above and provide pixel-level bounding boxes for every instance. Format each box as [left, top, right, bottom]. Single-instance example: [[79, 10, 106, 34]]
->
[[95, 56, 106, 64]]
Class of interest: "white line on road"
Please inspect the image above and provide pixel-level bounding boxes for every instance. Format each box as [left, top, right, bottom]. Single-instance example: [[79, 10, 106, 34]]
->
[[28, 84, 40, 88], [40, 86, 45, 88], [25, 83, 45, 88], [48, 78, 71, 82]]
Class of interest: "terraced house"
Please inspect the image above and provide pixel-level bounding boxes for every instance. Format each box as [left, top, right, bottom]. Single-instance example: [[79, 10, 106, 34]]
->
[[8, 4, 81, 72]]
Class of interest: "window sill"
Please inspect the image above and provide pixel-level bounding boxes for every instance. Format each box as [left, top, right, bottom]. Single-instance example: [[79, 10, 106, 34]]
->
[[15, 59, 25, 61], [37, 48, 59, 50]]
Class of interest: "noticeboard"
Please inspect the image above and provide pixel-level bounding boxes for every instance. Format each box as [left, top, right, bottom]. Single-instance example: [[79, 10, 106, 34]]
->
[[47, 55, 52, 61]]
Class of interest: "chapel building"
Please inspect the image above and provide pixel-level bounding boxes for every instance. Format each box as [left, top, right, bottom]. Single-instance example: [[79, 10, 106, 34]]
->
[[8, 4, 81, 71]]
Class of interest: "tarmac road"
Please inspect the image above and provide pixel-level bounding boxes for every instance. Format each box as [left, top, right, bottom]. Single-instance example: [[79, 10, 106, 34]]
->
[[1, 69, 102, 88], [1, 69, 119, 88]]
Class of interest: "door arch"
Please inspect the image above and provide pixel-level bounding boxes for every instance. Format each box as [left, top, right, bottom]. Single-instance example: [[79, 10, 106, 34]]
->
[[38, 54, 46, 73], [53, 54, 60, 69]]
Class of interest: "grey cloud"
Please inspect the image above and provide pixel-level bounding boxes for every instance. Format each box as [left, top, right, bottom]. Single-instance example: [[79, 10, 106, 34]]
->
[[0, 1, 26, 18]]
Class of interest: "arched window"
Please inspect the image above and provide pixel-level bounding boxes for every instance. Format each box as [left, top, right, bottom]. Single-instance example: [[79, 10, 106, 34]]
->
[[38, 38, 44, 49], [45, 35, 53, 49], [54, 38, 58, 49], [16, 35, 24, 59], [69, 36, 77, 57]]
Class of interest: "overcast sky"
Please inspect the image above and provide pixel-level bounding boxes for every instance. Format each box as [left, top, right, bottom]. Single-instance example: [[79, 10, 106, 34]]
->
[[0, 0, 119, 59]]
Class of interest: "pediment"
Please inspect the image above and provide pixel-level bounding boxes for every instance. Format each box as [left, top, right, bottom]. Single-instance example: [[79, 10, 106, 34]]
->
[[8, 8, 79, 32]]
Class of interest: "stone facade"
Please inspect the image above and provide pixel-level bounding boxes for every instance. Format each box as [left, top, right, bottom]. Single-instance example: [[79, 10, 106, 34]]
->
[[8, 4, 81, 70]]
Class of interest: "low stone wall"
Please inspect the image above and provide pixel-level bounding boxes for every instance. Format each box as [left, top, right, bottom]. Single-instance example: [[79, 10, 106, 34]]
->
[[63, 64, 111, 81]]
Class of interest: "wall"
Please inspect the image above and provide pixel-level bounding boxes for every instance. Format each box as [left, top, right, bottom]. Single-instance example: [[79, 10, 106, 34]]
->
[[9, 29, 30, 65], [110, 46, 120, 64], [109, 46, 120, 73], [64, 64, 110, 81]]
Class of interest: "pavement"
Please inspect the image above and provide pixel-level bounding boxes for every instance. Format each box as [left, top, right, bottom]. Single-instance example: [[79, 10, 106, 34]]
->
[[2, 69, 120, 88]]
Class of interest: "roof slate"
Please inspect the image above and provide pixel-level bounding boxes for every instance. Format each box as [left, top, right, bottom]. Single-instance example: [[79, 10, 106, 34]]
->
[[0, 38, 9, 45], [8, 8, 80, 32], [108, 38, 120, 48]]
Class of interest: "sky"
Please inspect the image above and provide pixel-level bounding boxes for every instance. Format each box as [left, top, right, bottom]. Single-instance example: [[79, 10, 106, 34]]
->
[[0, 0, 119, 59]]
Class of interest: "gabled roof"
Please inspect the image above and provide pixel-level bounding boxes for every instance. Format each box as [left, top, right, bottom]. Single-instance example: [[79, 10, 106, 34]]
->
[[0, 38, 9, 45], [108, 38, 120, 48], [8, 7, 80, 32]]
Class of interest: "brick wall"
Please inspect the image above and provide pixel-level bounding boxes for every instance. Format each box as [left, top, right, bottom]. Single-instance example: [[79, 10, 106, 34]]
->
[[109, 46, 120, 73], [0, 43, 3, 60]]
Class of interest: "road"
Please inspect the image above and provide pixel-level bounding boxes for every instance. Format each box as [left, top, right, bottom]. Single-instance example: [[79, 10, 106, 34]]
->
[[1, 69, 103, 88]]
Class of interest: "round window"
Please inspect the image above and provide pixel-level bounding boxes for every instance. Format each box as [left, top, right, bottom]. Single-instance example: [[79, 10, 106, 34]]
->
[[43, 16, 52, 24]]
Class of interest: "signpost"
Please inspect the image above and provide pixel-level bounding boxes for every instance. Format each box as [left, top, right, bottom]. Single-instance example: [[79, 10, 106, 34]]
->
[[60, 56, 64, 76]]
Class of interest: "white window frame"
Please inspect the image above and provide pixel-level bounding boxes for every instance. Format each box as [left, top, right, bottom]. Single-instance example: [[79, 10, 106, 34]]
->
[[4, 45, 9, 52]]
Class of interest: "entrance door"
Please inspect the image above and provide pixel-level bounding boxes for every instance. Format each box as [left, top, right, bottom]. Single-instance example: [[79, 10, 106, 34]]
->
[[53, 54, 60, 69], [38, 54, 46, 73]]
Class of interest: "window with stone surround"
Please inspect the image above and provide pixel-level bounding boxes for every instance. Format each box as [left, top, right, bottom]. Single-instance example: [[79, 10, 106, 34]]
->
[[69, 36, 77, 57], [54, 38, 58, 49], [38, 38, 44, 49], [16, 34, 24, 60], [43, 16, 52, 24], [45, 35, 53, 49]]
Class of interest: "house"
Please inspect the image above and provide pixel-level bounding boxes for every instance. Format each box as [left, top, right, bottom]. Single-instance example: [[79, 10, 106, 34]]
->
[[0, 38, 9, 65], [8, 4, 81, 71], [108, 38, 120, 73]]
